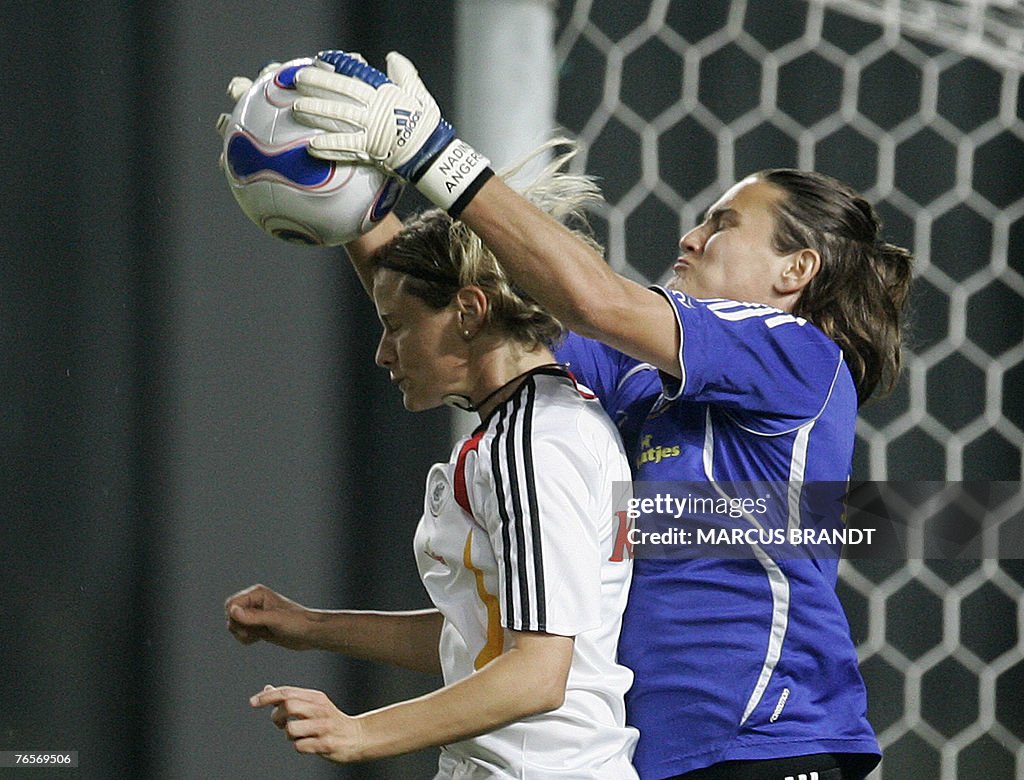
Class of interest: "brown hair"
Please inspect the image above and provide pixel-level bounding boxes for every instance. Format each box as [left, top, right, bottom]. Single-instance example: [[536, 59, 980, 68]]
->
[[758, 169, 914, 405]]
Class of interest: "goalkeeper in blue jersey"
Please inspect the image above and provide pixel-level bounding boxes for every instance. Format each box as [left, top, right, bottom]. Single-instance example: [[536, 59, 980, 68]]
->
[[288, 51, 913, 780]]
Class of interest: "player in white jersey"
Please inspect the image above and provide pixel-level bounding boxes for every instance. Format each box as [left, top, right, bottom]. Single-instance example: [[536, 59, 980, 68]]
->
[[225, 156, 638, 777], [283, 51, 913, 780], [416, 365, 636, 777]]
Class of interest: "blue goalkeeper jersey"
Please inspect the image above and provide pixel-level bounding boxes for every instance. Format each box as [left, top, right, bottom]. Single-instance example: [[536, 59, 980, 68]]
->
[[555, 287, 880, 780]]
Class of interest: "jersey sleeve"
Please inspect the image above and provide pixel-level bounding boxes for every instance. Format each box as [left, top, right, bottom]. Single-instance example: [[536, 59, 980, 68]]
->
[[556, 332, 663, 458], [555, 331, 632, 404], [470, 384, 610, 637], [653, 286, 845, 432]]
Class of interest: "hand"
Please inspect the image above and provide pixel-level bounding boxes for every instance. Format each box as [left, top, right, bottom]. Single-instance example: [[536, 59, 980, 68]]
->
[[224, 583, 316, 650], [293, 50, 492, 214], [250, 684, 365, 763], [292, 51, 449, 179], [215, 61, 281, 139]]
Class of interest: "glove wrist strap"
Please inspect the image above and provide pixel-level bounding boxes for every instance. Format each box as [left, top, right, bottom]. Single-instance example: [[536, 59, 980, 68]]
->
[[415, 139, 493, 217], [395, 120, 455, 182]]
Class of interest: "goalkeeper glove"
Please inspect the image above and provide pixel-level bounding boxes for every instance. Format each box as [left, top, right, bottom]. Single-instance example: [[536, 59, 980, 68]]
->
[[215, 61, 282, 139], [293, 50, 493, 217]]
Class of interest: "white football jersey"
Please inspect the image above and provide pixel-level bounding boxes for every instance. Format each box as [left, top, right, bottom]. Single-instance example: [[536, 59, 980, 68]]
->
[[415, 367, 638, 779]]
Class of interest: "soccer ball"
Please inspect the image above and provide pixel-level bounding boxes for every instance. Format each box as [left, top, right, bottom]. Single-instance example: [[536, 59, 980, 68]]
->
[[222, 57, 403, 246]]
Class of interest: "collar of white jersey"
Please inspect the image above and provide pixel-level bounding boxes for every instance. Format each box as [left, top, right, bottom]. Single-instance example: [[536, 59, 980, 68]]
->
[[462, 363, 578, 430]]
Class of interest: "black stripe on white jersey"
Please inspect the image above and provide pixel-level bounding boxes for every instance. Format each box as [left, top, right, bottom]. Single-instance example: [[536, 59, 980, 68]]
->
[[521, 380, 546, 628], [492, 405, 516, 628], [505, 389, 534, 630], [490, 378, 546, 632], [505, 390, 530, 629]]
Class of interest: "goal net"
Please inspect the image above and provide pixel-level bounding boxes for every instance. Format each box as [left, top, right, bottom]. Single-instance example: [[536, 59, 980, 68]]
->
[[552, 1, 1024, 777]]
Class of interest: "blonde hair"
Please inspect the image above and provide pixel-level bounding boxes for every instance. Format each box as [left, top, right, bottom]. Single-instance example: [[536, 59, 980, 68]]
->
[[374, 140, 603, 349]]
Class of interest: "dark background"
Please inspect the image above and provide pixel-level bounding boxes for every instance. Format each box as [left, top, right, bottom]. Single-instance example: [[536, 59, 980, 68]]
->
[[4, 1, 452, 777]]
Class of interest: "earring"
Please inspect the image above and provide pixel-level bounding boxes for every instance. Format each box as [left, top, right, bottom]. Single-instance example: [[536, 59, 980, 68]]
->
[[463, 329, 472, 338]]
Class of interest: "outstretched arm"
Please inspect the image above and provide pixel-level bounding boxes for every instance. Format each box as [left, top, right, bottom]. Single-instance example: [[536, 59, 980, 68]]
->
[[225, 583, 443, 674], [250, 630, 572, 763], [293, 50, 681, 375], [458, 174, 679, 373]]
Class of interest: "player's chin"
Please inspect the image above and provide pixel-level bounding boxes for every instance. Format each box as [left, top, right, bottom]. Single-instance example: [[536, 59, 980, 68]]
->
[[399, 389, 436, 413], [665, 274, 687, 294]]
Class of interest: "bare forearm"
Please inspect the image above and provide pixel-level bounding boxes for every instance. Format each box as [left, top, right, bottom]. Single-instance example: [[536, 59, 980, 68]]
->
[[460, 177, 679, 372], [306, 608, 443, 674], [344, 212, 404, 296], [460, 177, 614, 333], [352, 634, 571, 761]]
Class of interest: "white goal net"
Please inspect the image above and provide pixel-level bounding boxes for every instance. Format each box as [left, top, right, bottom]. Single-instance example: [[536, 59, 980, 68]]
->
[[552, 1, 1024, 777]]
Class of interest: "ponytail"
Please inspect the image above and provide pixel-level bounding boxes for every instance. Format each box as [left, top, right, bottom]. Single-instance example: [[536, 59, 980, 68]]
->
[[759, 170, 914, 405]]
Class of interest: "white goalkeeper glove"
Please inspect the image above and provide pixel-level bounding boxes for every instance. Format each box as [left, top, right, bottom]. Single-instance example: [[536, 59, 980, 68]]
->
[[215, 61, 282, 140], [293, 50, 493, 217]]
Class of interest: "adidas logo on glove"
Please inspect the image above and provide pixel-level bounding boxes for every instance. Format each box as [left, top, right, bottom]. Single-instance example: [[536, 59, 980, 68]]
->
[[394, 108, 422, 148]]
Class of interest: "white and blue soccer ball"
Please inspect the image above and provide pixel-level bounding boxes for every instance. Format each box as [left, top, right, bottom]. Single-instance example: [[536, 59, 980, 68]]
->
[[222, 57, 403, 246]]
